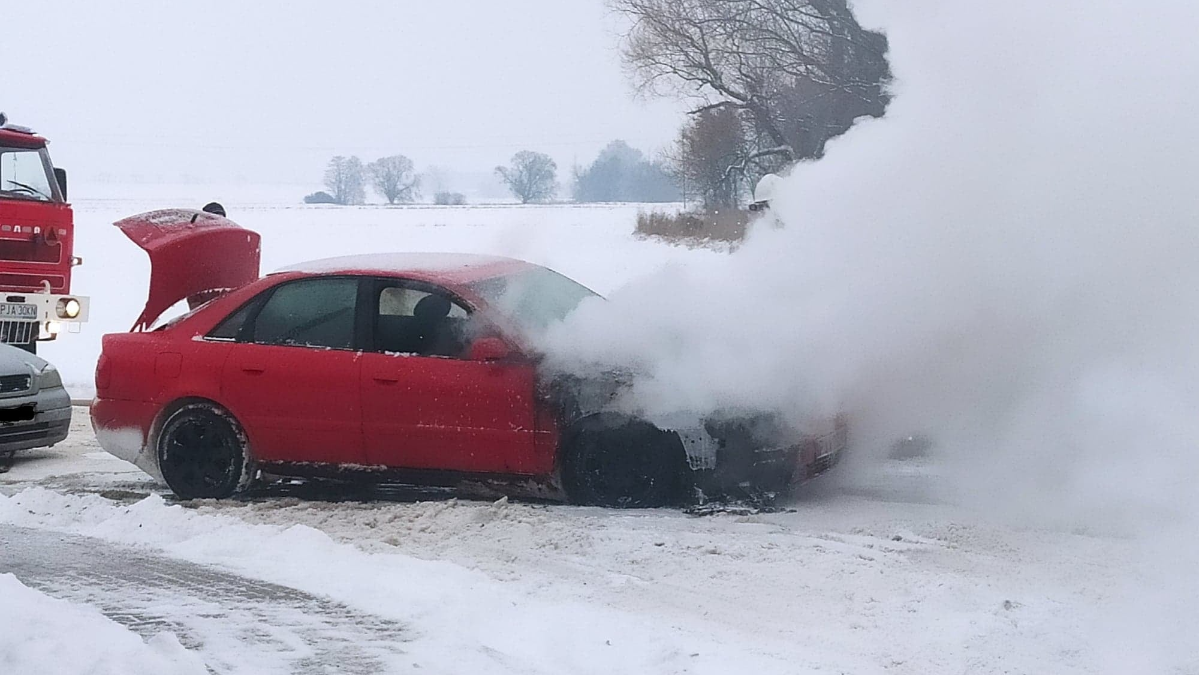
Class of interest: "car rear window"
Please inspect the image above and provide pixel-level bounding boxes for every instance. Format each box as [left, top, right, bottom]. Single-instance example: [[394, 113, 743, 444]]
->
[[207, 300, 261, 340]]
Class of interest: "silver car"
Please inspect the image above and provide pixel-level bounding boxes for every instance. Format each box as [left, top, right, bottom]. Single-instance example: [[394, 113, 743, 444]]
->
[[0, 344, 71, 459]]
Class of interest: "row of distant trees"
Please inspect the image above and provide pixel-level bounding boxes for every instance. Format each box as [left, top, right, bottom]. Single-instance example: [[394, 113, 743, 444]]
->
[[495, 145, 682, 204], [307, 143, 685, 206], [308, 155, 421, 205], [573, 141, 679, 202], [309, 152, 544, 206]]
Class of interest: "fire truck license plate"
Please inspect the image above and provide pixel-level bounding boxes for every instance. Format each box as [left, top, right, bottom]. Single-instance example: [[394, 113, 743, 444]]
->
[[0, 303, 37, 320]]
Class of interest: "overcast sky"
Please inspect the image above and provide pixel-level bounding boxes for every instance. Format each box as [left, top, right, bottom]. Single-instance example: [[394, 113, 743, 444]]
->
[[1, 0, 686, 187]]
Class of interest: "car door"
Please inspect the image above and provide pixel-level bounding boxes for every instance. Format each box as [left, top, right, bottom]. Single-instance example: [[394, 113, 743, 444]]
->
[[359, 279, 539, 474], [218, 276, 366, 466]]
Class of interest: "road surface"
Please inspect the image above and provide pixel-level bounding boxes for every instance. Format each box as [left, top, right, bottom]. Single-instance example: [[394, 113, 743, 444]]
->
[[0, 407, 1193, 675], [0, 525, 408, 674]]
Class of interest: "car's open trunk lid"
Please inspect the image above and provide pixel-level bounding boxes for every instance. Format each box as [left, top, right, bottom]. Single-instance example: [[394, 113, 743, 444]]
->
[[115, 209, 260, 330]]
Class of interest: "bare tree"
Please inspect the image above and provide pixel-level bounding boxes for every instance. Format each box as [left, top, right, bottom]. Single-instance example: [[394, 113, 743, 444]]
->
[[573, 140, 682, 203], [668, 107, 747, 210], [496, 151, 558, 203], [611, 0, 889, 177], [367, 155, 420, 204], [323, 155, 366, 205]]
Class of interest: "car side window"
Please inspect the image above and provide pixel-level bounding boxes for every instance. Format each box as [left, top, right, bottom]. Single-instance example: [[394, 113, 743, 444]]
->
[[374, 285, 472, 357], [248, 278, 359, 349]]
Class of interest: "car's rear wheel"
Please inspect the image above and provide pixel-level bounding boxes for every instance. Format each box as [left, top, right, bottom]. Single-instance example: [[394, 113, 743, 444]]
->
[[562, 416, 687, 508], [157, 403, 254, 499]]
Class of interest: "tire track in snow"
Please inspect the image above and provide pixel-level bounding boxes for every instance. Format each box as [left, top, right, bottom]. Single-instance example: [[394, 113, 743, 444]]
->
[[0, 525, 409, 675]]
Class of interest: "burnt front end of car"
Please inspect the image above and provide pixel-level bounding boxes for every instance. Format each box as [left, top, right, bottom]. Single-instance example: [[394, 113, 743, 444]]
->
[[675, 411, 849, 503], [546, 370, 848, 504]]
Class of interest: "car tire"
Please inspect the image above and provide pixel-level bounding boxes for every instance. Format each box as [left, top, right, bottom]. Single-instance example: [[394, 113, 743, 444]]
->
[[562, 416, 687, 508], [156, 402, 254, 500]]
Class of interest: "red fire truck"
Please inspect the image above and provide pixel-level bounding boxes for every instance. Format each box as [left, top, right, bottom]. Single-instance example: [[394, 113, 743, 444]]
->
[[0, 113, 89, 353]]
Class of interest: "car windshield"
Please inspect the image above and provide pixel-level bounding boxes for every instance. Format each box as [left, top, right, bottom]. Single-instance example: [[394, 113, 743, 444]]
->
[[0, 146, 58, 202], [469, 267, 600, 336]]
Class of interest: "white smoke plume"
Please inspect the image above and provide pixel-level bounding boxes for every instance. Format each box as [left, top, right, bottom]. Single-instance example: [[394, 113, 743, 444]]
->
[[544, 0, 1197, 533], [541, 6, 1195, 665]]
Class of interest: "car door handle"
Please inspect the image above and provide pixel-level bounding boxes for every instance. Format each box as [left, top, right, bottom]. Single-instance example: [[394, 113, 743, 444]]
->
[[241, 366, 266, 375], [372, 376, 400, 384]]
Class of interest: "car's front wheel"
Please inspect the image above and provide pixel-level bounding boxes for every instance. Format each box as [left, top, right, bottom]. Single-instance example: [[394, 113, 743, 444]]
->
[[562, 416, 687, 508], [157, 402, 254, 499]]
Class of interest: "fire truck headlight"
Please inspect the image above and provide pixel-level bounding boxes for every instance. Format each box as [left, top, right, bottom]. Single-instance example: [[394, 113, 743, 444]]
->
[[46, 321, 62, 335], [56, 298, 81, 319]]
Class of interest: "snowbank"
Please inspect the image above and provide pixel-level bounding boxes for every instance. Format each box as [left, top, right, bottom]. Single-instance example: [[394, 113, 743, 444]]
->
[[0, 488, 821, 674], [2, 484, 1193, 674], [0, 573, 206, 675]]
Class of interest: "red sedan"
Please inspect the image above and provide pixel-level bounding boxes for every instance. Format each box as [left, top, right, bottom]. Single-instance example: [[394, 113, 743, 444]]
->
[[93, 210, 846, 506]]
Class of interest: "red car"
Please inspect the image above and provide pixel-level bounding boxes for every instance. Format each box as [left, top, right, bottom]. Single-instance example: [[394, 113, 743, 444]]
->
[[93, 210, 846, 507]]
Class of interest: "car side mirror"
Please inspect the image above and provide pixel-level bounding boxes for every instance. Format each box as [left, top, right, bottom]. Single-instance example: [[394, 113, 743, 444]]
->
[[54, 168, 68, 201], [468, 336, 513, 362]]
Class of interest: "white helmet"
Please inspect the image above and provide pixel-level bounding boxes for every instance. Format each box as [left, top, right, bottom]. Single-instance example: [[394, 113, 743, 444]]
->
[[754, 173, 782, 204], [749, 173, 782, 211]]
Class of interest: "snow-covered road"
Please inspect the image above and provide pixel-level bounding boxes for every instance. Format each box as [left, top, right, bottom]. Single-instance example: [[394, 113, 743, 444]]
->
[[1, 408, 1193, 675], [0, 525, 409, 674]]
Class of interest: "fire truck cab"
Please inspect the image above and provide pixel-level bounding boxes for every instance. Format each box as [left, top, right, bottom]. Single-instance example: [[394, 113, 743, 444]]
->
[[0, 113, 89, 352]]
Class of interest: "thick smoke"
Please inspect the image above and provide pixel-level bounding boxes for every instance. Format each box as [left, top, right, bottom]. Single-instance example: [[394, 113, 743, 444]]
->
[[541, 5, 1195, 664], [544, 0, 1197, 533]]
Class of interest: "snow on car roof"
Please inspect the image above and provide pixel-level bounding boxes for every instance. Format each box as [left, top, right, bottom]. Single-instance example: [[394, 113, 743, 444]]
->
[[280, 252, 536, 284]]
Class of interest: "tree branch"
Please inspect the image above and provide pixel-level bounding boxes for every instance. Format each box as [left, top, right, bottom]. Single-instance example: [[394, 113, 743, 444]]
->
[[723, 145, 794, 181]]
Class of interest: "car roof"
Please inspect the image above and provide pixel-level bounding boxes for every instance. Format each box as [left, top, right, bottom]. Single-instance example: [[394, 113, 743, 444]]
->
[[278, 252, 539, 286]]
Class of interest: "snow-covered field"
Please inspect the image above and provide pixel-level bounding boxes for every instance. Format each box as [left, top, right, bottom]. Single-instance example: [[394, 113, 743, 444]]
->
[[2, 410, 1194, 675]]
